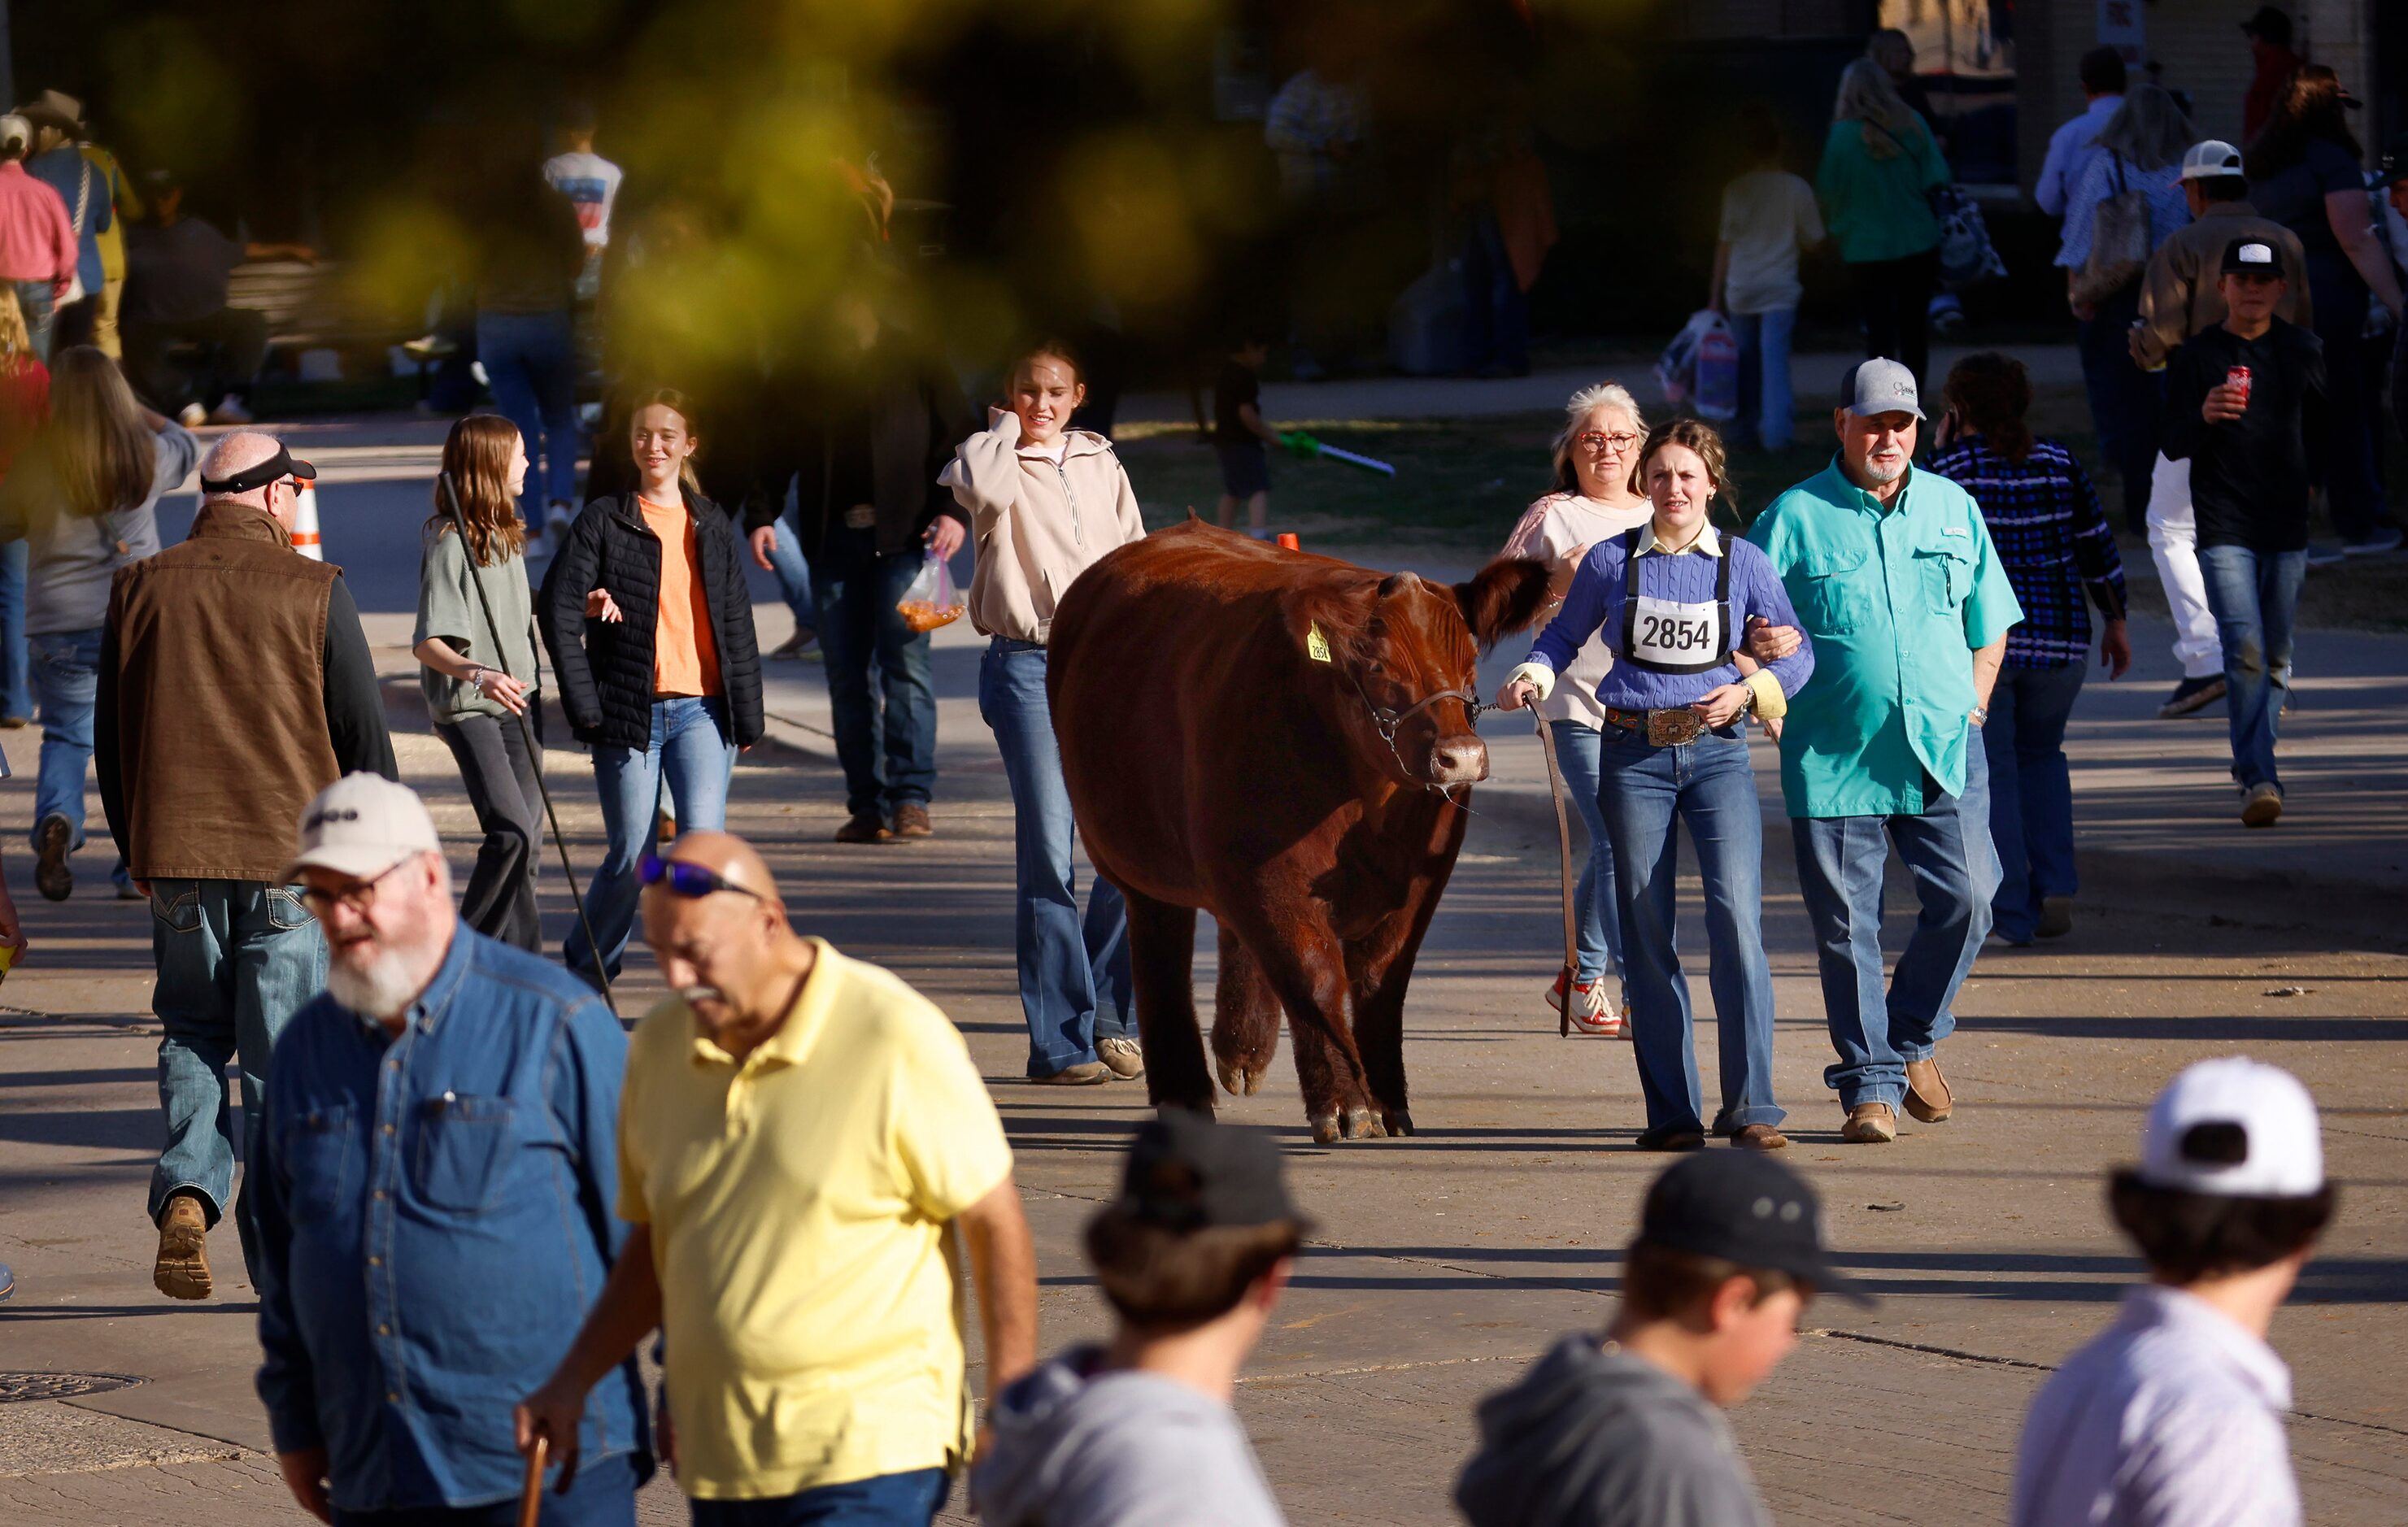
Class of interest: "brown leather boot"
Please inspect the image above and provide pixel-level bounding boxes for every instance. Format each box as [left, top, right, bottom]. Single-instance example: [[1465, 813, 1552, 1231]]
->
[[1905, 1057, 1953, 1123], [1733, 1124, 1791, 1151], [1840, 1103, 1897, 1145], [153, 1193, 212, 1300], [890, 803, 934, 839]]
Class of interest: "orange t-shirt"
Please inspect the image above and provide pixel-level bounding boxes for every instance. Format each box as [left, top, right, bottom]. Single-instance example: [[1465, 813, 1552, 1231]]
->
[[638, 496, 723, 698]]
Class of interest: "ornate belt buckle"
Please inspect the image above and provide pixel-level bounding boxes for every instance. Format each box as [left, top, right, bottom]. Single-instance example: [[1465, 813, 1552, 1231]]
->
[[1648, 708, 1702, 746]]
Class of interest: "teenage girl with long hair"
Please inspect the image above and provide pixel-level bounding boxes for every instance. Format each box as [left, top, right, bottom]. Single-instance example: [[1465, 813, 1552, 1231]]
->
[[415, 415, 547, 949], [2, 343, 195, 900]]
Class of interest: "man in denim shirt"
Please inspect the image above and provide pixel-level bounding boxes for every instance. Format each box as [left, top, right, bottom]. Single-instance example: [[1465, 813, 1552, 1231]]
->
[[255, 775, 648, 1525]]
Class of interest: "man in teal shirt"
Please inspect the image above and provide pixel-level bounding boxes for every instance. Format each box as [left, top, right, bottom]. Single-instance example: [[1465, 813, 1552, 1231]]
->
[[1747, 360, 2022, 1144]]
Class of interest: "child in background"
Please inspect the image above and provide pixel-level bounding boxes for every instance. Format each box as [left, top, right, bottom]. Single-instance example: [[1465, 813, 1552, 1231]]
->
[[1710, 106, 1824, 452], [1457, 1151, 1866, 1527], [1213, 334, 1280, 534]]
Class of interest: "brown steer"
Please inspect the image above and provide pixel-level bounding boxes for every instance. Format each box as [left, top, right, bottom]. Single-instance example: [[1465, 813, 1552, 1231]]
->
[[1048, 520, 1549, 1142]]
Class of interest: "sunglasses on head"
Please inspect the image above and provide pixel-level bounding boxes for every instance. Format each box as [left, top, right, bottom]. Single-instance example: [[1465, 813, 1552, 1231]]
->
[[638, 854, 763, 902]]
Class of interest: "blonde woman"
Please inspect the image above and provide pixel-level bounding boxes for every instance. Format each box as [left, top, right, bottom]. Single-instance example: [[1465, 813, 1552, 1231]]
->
[[1497, 382, 1654, 1035], [1818, 58, 1950, 387]]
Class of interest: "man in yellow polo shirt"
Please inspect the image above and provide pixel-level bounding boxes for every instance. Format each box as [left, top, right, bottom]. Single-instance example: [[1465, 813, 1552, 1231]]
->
[[519, 831, 1037, 1525]]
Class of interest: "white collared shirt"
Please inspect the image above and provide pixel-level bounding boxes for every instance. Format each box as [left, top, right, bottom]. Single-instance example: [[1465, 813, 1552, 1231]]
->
[[2012, 1284, 2301, 1527], [1632, 521, 1722, 558]]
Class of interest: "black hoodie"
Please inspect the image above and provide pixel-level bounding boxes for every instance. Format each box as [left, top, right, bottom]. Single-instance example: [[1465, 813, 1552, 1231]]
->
[[1454, 1335, 1771, 1527]]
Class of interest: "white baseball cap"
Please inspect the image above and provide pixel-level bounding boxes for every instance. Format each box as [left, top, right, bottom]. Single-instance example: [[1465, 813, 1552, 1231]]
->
[[2179, 139, 2244, 181], [285, 772, 442, 883], [2137, 1058, 2323, 1199]]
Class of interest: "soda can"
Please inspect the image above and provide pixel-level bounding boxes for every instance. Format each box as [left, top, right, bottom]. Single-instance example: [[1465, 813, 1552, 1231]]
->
[[2226, 364, 2252, 409]]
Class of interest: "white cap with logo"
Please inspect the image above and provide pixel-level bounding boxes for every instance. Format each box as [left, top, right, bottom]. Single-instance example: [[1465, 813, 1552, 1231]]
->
[[1842, 358, 1923, 420], [2179, 139, 2244, 181], [2137, 1057, 2324, 1199], [285, 772, 442, 884]]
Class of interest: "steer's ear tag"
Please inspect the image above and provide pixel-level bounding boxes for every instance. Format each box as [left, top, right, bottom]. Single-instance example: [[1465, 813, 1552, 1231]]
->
[[1306, 623, 1332, 663]]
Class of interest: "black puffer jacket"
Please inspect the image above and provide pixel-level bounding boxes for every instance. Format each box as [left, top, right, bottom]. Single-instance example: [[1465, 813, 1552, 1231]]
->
[[539, 489, 765, 750]]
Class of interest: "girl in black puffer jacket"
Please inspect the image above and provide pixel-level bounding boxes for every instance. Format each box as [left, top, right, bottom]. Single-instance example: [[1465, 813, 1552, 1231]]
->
[[539, 387, 764, 987]]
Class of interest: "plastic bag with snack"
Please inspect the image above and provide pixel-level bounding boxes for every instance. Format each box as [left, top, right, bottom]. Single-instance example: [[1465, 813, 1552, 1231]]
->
[[896, 548, 966, 633]]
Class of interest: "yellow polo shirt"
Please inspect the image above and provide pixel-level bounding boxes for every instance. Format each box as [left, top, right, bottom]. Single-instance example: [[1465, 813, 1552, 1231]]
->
[[617, 940, 1012, 1500]]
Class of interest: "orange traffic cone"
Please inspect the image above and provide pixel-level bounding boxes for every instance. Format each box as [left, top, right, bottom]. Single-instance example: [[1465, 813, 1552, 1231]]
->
[[291, 481, 324, 560], [1275, 533, 1300, 551]]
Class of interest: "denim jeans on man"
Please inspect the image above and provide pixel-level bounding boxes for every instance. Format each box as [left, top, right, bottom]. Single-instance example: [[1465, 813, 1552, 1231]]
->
[[1546, 720, 1626, 993], [1729, 307, 1799, 451], [149, 877, 328, 1278], [254, 927, 648, 1519], [474, 309, 580, 520], [27, 625, 131, 889], [1791, 742, 1997, 1112], [2198, 545, 2306, 794], [690, 1468, 947, 1527], [11, 279, 55, 360], [763, 513, 817, 636], [0, 537, 30, 720], [978, 639, 1132, 1076], [1596, 725, 1783, 1134], [1983, 662, 2086, 944], [812, 524, 938, 820], [568, 696, 734, 985]]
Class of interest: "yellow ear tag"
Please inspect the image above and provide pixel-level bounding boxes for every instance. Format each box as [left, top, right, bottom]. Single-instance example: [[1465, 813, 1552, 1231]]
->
[[1307, 623, 1332, 663]]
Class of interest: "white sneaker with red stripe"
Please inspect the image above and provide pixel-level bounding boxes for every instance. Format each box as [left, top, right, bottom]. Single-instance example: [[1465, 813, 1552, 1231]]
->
[[1548, 971, 1630, 1039]]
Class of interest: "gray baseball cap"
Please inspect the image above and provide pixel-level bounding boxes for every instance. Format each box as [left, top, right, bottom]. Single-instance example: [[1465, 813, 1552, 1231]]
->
[[1841, 358, 1924, 420]]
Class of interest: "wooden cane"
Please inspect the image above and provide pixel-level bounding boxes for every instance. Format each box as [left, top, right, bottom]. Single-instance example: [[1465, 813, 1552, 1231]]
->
[[517, 1432, 549, 1527]]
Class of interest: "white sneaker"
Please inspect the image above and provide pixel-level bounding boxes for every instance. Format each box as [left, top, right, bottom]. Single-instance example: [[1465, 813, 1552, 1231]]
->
[[177, 402, 207, 429], [207, 394, 252, 425], [1548, 972, 1630, 1038]]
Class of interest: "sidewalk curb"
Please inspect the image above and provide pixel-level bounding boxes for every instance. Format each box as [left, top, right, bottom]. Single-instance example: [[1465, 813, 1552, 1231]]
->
[[1467, 782, 2408, 955]]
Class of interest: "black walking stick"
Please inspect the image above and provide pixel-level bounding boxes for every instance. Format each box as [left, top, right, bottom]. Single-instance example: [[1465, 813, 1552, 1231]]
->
[[437, 472, 616, 1017]]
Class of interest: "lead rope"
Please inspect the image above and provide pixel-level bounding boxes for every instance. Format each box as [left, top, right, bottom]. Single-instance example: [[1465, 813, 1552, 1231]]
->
[[1530, 711, 1579, 1038]]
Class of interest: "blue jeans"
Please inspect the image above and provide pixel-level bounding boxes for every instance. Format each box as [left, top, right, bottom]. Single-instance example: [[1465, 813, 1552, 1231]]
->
[[475, 310, 580, 521], [2198, 544, 2306, 793], [27, 626, 129, 889], [0, 538, 28, 720], [1983, 663, 2085, 943], [1791, 743, 1997, 1112], [764, 515, 816, 634], [11, 279, 55, 361], [978, 638, 1132, 1075], [690, 1468, 947, 1527], [1729, 307, 1798, 451], [148, 877, 328, 1279], [812, 527, 937, 819], [1596, 726, 1783, 1133], [568, 696, 735, 985], [331, 1451, 639, 1527], [1547, 720, 1625, 989]]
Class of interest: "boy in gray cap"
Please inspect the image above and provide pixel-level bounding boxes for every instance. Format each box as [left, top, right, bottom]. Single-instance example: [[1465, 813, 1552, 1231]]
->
[[1456, 1151, 1868, 1527], [974, 1111, 1300, 1527]]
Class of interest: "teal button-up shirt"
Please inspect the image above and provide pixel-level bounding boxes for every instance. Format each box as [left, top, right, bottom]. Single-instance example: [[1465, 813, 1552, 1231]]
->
[[1746, 459, 2023, 818]]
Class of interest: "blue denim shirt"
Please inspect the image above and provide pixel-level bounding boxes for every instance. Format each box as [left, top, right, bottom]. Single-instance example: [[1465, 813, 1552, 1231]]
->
[[254, 927, 650, 1512]]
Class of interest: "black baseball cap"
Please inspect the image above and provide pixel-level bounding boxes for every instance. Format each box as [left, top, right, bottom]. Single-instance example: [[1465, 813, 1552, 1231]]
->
[[1114, 1109, 1309, 1233], [1635, 1151, 1871, 1306], [2221, 237, 2283, 277], [199, 442, 317, 496]]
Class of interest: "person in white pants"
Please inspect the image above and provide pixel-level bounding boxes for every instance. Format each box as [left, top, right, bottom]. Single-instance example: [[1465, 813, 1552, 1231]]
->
[[2145, 452, 2226, 716]]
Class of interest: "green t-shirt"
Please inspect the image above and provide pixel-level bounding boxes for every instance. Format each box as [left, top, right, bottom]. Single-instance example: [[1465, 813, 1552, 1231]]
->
[[1816, 115, 1948, 265], [1746, 461, 2023, 817], [414, 524, 538, 723]]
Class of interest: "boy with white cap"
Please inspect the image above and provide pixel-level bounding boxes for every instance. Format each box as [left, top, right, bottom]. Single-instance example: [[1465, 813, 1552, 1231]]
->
[[2011, 1058, 2334, 1527]]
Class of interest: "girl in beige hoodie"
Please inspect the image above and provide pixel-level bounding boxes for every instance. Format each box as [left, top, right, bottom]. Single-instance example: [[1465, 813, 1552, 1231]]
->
[[942, 342, 1148, 1084]]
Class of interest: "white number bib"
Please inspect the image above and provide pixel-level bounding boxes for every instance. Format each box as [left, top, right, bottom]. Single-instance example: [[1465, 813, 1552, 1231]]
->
[[1628, 595, 1723, 668]]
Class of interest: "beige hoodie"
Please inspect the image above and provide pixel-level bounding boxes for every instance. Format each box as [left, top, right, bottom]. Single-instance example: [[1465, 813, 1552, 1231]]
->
[[941, 408, 1148, 645]]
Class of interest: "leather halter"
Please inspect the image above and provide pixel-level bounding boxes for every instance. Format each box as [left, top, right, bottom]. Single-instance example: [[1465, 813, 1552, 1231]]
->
[[1336, 663, 1483, 806]]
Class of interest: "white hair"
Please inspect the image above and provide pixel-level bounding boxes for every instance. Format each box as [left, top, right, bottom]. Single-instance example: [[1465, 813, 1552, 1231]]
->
[[1549, 381, 1646, 494]]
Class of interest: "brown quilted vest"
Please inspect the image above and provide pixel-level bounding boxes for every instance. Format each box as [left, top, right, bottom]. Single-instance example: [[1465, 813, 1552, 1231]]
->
[[108, 501, 342, 881]]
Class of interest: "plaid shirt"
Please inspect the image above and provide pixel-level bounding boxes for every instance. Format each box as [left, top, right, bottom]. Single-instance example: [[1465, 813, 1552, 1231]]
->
[[1927, 435, 2126, 668]]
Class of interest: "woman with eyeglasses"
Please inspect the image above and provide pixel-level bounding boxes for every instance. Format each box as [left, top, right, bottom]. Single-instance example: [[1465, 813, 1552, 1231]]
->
[[1497, 382, 1656, 1036], [1496, 420, 1814, 1153]]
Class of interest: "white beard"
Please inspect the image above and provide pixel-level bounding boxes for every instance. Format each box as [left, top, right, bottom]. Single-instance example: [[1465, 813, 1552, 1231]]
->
[[1862, 456, 1908, 485], [328, 946, 429, 1021]]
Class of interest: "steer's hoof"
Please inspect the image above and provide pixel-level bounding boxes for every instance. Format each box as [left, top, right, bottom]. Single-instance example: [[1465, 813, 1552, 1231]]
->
[[1342, 1107, 1387, 1140], [1309, 1112, 1341, 1145], [1382, 1109, 1415, 1138], [1217, 1059, 1266, 1097]]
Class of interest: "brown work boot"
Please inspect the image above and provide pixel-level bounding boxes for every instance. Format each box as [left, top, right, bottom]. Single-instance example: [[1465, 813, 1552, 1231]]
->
[[1732, 1124, 1790, 1151], [153, 1193, 213, 1300], [890, 803, 934, 839], [1633, 1125, 1707, 1152], [1840, 1103, 1897, 1145], [1905, 1056, 1953, 1123], [833, 812, 890, 845]]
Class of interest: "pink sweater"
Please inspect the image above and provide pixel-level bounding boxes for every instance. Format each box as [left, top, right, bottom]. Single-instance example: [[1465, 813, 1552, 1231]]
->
[[0, 163, 75, 290]]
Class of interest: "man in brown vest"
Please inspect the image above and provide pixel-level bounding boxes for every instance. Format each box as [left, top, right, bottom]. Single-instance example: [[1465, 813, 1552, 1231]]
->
[[96, 429, 396, 1300]]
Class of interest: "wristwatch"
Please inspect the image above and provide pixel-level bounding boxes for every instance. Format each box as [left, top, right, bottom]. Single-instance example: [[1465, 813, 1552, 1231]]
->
[[1970, 704, 1988, 728]]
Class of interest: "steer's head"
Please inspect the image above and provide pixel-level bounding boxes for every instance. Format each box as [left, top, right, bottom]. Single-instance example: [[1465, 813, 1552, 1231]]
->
[[1292, 557, 1552, 791]]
